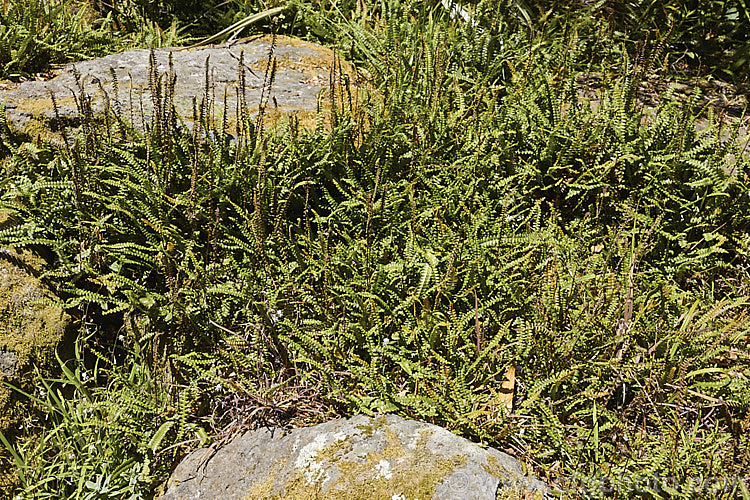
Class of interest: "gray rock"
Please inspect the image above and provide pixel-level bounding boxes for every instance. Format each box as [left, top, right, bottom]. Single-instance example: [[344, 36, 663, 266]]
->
[[160, 414, 547, 500], [0, 35, 355, 143], [0, 350, 18, 378]]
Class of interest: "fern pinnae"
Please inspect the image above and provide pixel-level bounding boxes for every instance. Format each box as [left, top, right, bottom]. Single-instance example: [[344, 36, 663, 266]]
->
[[109, 67, 122, 123], [256, 30, 278, 132], [48, 89, 72, 152]]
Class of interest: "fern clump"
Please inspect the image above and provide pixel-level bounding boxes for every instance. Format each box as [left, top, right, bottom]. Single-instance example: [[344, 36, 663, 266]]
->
[[0, 0, 748, 498]]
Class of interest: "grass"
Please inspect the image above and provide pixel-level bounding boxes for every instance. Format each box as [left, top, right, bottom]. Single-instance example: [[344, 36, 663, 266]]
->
[[0, 0, 749, 498]]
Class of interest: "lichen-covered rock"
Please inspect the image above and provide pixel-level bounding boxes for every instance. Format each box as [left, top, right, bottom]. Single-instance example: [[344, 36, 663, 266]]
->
[[160, 414, 547, 500], [0, 35, 357, 143], [0, 247, 70, 420], [0, 245, 71, 489]]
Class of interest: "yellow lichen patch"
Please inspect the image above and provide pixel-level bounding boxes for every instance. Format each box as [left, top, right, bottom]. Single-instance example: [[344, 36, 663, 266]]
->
[[11, 88, 129, 146], [484, 454, 521, 479], [251, 84, 374, 137], [353, 417, 380, 440], [217, 104, 343, 137], [243, 458, 290, 499], [484, 455, 542, 500], [247, 35, 356, 77], [12, 95, 78, 143], [254, 108, 322, 133], [496, 488, 545, 500]]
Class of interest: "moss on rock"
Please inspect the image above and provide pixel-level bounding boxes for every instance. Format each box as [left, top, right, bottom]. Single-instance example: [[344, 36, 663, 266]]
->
[[0, 243, 71, 492]]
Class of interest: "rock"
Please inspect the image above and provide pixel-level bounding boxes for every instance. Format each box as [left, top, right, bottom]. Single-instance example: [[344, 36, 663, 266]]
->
[[0, 246, 71, 426], [575, 73, 749, 156], [0, 350, 18, 378], [160, 414, 547, 500], [0, 35, 357, 143], [0, 245, 71, 490]]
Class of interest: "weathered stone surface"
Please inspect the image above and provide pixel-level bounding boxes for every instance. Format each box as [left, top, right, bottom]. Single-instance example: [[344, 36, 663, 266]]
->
[[0, 35, 355, 142], [0, 350, 18, 378], [161, 414, 546, 500]]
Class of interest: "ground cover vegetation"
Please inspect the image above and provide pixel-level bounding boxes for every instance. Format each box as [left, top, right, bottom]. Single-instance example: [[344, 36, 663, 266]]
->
[[0, 0, 749, 498]]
